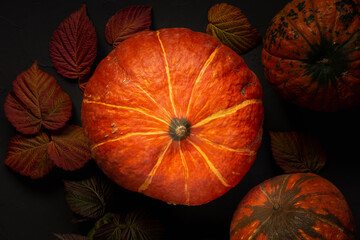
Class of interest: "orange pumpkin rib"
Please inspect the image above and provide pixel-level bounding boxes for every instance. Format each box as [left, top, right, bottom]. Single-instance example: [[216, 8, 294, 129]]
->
[[310, 0, 338, 40], [156, 31, 178, 117], [248, 216, 272, 240], [330, 1, 360, 46], [263, 11, 313, 60], [185, 45, 221, 117], [91, 131, 169, 151], [154, 28, 221, 119], [191, 134, 256, 156], [282, 2, 321, 49], [178, 141, 190, 205], [111, 31, 175, 119], [192, 99, 262, 128], [138, 139, 173, 192], [133, 83, 173, 120], [82, 99, 169, 126], [186, 138, 230, 187], [192, 102, 263, 151]]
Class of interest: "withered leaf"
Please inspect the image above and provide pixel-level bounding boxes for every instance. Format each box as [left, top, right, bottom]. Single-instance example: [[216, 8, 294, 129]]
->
[[4, 61, 72, 134], [269, 131, 326, 173], [92, 210, 164, 240], [54, 233, 90, 240], [48, 125, 91, 171], [5, 132, 54, 179], [207, 3, 261, 54], [64, 177, 113, 219], [105, 5, 152, 48], [49, 4, 97, 80]]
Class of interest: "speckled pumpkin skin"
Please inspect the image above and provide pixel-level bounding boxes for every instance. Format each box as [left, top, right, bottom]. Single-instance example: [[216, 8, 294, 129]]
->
[[230, 173, 356, 239], [262, 0, 360, 112], [81, 28, 264, 206]]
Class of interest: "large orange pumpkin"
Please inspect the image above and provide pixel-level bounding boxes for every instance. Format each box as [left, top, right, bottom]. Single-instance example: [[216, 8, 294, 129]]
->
[[81, 28, 264, 205], [230, 173, 356, 239], [262, 0, 360, 112]]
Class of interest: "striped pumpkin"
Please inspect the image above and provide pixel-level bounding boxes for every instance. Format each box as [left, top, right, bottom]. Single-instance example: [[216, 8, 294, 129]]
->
[[262, 0, 360, 111], [81, 28, 264, 205], [230, 173, 356, 239]]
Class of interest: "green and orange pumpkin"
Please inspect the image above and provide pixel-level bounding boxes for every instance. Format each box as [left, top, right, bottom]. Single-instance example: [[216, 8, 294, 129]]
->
[[262, 0, 360, 112], [230, 173, 356, 239], [81, 28, 264, 205]]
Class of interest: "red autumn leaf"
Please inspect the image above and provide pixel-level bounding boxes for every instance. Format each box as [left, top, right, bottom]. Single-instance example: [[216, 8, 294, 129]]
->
[[48, 125, 91, 171], [105, 5, 152, 47], [49, 4, 97, 80], [4, 61, 72, 134], [5, 132, 54, 179], [269, 131, 326, 173]]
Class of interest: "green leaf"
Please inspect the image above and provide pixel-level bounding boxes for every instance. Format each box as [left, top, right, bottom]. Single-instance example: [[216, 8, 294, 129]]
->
[[64, 177, 113, 218], [206, 3, 261, 54], [269, 131, 326, 173], [92, 210, 164, 240], [54, 233, 90, 240]]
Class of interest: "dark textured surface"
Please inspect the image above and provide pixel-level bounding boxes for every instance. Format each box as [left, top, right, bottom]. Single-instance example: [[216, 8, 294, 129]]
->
[[0, 0, 359, 239]]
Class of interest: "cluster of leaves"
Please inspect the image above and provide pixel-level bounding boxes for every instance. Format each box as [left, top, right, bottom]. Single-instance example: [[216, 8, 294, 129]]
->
[[4, 61, 91, 178], [48, 4, 152, 92], [54, 177, 164, 240], [269, 131, 326, 174], [3, 4, 153, 178]]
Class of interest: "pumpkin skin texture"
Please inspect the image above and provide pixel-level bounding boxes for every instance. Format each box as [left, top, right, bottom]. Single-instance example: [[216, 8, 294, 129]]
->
[[81, 28, 264, 206], [230, 173, 356, 240], [262, 0, 360, 112]]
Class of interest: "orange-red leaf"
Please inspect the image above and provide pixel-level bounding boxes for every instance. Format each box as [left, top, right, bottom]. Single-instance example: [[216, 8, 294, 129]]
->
[[48, 125, 91, 171], [105, 5, 152, 48], [207, 3, 261, 54], [4, 61, 72, 134], [5, 132, 54, 179], [49, 4, 97, 80], [269, 131, 326, 173]]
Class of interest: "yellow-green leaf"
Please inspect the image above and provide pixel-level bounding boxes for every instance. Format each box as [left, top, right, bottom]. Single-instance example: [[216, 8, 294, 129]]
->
[[206, 3, 261, 54], [5, 132, 54, 179], [269, 131, 326, 174], [64, 177, 113, 219]]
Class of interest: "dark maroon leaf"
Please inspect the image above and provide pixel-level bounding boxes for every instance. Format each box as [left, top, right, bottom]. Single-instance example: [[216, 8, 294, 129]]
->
[[49, 4, 97, 80], [269, 131, 326, 173], [105, 5, 152, 47]]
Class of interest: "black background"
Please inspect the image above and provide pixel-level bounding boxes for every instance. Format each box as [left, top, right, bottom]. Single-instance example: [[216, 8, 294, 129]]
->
[[1, 0, 359, 239]]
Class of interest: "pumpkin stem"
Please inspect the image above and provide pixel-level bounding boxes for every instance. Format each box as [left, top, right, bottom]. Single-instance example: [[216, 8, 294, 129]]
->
[[316, 58, 329, 65], [175, 126, 187, 138], [169, 118, 191, 141], [273, 203, 280, 211]]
